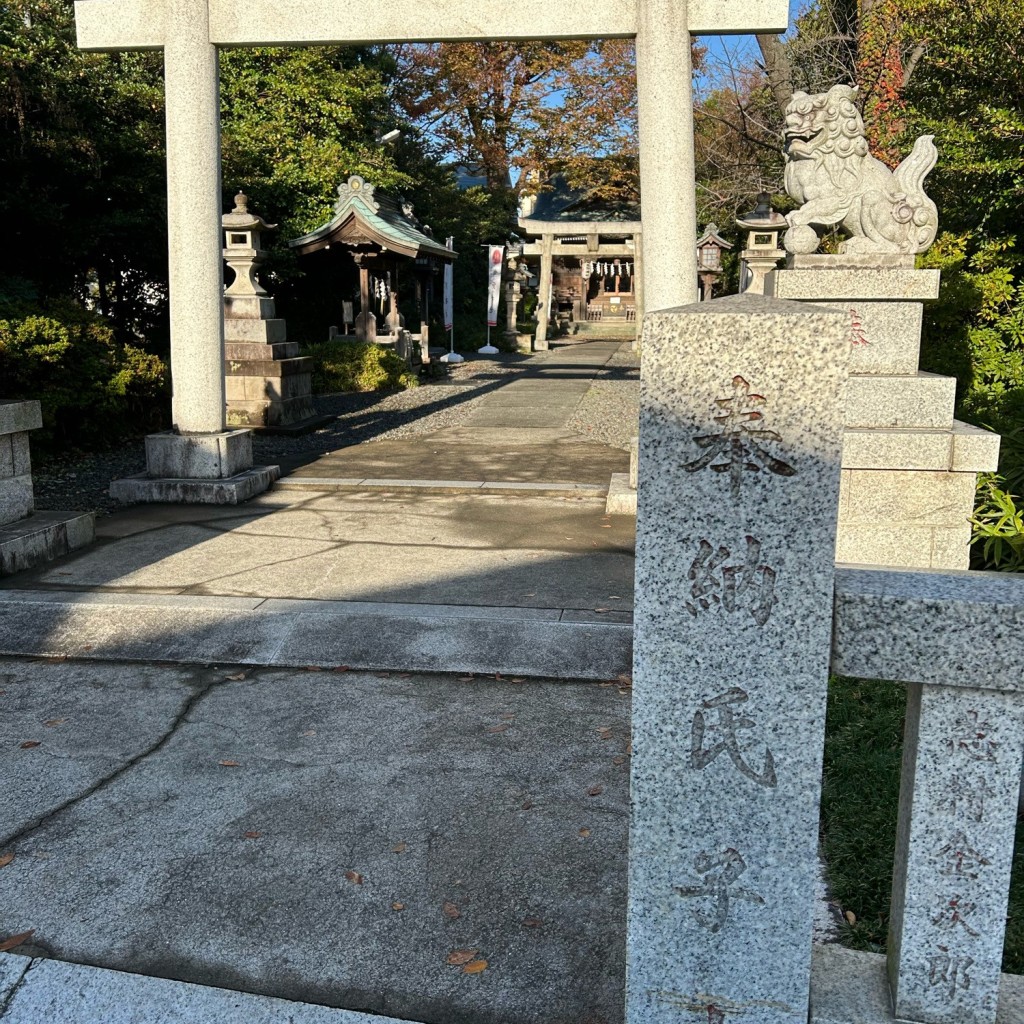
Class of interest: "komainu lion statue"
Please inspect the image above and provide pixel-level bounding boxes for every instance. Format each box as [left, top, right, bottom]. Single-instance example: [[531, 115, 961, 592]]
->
[[782, 84, 939, 255]]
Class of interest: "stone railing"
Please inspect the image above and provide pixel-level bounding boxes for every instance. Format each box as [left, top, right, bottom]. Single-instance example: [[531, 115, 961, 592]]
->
[[821, 565, 1024, 1024], [628, 295, 1023, 1024]]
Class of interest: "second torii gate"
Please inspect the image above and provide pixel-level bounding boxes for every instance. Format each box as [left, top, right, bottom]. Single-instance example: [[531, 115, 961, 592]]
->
[[73, 0, 788, 482]]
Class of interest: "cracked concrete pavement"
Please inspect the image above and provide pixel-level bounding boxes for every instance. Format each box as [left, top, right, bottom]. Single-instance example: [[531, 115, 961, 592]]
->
[[0, 657, 631, 1024]]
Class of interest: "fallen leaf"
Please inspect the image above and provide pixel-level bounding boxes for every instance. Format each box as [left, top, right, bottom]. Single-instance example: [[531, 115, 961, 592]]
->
[[397, 673, 412, 679], [612, 756, 626, 766], [579, 828, 591, 837], [594, 607, 611, 613], [618, 688, 630, 695], [494, 673, 502, 680], [391, 902, 405, 911], [0, 853, 13, 868], [81, 645, 93, 652], [244, 831, 262, 839], [500, 711, 516, 720], [845, 910, 857, 926], [587, 785, 604, 797], [608, 595, 622, 600], [218, 760, 240, 767], [442, 901, 461, 919], [521, 800, 534, 810], [392, 842, 408, 853], [509, 677, 525, 683], [333, 665, 351, 673], [626, 742, 633, 755], [617, 673, 632, 687], [43, 719, 66, 727], [0, 931, 34, 952], [225, 672, 246, 681], [446, 948, 478, 965], [19, 741, 40, 749], [601, 524, 612, 528], [305, 666, 323, 672], [486, 724, 508, 734], [457, 676, 475, 683], [345, 870, 363, 884], [462, 959, 488, 974], [522, 917, 544, 928], [597, 727, 613, 739], [301, 729, 316, 737]]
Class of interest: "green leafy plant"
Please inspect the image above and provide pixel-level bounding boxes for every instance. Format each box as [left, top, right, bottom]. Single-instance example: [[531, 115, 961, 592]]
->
[[970, 474, 1024, 571], [303, 340, 418, 394], [0, 311, 168, 454]]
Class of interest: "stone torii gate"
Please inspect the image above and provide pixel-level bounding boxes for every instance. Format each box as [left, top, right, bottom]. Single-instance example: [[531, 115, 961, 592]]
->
[[75, 0, 788, 496]]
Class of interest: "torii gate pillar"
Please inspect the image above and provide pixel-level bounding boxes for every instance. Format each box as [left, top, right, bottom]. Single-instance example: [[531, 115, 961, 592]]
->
[[74, 0, 789, 500]]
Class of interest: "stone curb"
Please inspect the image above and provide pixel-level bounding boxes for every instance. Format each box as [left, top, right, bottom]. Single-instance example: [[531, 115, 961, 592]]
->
[[0, 590, 633, 679]]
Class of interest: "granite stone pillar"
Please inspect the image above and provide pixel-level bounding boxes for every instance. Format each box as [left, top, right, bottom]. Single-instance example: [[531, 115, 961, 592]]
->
[[164, 0, 225, 435], [535, 234, 553, 350], [628, 294, 849, 1024], [635, 3, 697, 311], [888, 682, 1024, 1024]]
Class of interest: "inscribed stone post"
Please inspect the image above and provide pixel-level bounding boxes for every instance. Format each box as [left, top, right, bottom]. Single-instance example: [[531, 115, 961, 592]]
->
[[888, 682, 1024, 1024], [629, 293, 849, 1024]]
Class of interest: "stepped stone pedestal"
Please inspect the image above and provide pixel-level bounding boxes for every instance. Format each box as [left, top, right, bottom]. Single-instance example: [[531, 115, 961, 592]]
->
[[768, 254, 1000, 569], [222, 193, 326, 434], [0, 400, 94, 574]]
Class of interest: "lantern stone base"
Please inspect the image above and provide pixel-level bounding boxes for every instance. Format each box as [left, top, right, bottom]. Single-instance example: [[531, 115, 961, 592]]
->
[[109, 466, 280, 505]]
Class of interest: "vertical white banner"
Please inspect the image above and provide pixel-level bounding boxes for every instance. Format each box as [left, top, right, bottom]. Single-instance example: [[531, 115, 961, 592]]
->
[[443, 237, 454, 331], [486, 244, 504, 327]]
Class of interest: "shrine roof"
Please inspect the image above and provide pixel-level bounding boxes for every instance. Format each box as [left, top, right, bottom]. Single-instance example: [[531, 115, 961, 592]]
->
[[288, 176, 456, 260], [519, 175, 641, 232]]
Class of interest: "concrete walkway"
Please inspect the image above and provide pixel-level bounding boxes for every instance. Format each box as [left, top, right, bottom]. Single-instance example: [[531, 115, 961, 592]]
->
[[0, 340, 640, 1023], [0, 341, 637, 678]]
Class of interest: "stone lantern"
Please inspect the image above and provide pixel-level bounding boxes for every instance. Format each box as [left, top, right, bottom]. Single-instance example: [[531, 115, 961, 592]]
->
[[222, 191, 276, 314], [221, 191, 321, 432], [736, 192, 787, 296], [695, 223, 733, 300]]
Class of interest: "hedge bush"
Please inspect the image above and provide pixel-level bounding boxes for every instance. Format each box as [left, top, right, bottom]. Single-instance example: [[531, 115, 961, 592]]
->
[[0, 311, 167, 454], [304, 340, 418, 393]]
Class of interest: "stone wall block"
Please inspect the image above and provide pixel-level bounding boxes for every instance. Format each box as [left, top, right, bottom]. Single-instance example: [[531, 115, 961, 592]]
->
[[225, 342, 301, 361], [843, 428, 954, 471], [628, 294, 848, 1024], [223, 295, 276, 320], [0, 475, 34, 527], [0, 400, 42, 436], [845, 373, 955, 430], [842, 470, 978, 528], [11, 434, 31, 477], [889, 684, 1024, 1024], [223, 318, 287, 344], [0, 437, 14, 478]]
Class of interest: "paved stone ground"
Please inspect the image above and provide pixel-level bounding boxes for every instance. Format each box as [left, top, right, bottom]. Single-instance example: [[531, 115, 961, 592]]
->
[[0, 659, 631, 1024]]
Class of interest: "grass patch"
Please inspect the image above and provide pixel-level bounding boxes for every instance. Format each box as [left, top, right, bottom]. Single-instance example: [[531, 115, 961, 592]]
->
[[822, 676, 1024, 972]]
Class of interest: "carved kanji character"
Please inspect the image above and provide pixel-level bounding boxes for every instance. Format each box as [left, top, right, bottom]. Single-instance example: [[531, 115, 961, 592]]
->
[[674, 848, 765, 933], [690, 687, 777, 787]]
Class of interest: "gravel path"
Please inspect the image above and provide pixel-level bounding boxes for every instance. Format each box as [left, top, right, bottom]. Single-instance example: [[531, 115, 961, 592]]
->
[[33, 346, 640, 516]]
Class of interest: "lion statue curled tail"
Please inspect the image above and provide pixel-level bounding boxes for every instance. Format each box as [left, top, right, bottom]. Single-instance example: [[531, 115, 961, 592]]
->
[[782, 84, 938, 255]]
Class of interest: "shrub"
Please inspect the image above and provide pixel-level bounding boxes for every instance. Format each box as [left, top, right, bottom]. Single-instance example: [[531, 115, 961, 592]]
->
[[970, 474, 1024, 572], [0, 312, 168, 454], [304, 340, 418, 393]]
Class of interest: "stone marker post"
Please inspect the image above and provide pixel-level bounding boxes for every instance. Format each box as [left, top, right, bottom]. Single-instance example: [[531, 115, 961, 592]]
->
[[629, 293, 849, 1024], [888, 682, 1024, 1024]]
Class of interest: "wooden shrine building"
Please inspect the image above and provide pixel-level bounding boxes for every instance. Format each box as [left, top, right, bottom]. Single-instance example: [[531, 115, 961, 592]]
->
[[289, 175, 456, 347], [517, 178, 642, 348]]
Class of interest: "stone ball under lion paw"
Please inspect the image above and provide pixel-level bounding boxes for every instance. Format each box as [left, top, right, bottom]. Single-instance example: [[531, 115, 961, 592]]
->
[[784, 225, 820, 254]]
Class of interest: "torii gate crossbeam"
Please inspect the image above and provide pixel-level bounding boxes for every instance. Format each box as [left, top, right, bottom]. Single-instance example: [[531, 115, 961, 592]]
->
[[73, 0, 788, 454]]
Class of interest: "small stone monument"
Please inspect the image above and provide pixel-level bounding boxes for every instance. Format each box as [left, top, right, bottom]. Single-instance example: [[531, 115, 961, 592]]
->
[[222, 192, 322, 433], [767, 84, 999, 569], [0, 400, 93, 574]]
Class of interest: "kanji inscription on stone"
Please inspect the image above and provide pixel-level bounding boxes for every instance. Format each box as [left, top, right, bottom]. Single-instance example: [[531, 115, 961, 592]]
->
[[674, 848, 765, 933], [926, 952, 974, 1001], [685, 536, 777, 626], [683, 375, 796, 498], [690, 688, 777, 787], [935, 831, 991, 881], [948, 709, 999, 763], [940, 775, 996, 823]]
